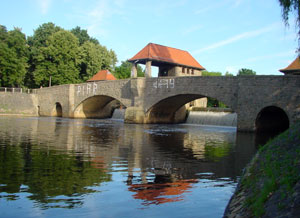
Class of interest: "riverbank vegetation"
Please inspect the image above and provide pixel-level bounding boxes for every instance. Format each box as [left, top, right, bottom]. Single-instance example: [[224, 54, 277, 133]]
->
[[224, 121, 300, 217]]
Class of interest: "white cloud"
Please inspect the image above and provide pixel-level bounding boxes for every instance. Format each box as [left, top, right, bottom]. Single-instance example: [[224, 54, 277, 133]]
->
[[195, 2, 222, 15], [182, 24, 203, 36], [233, 0, 243, 8], [36, 0, 52, 15], [87, 0, 108, 25], [113, 0, 126, 8], [73, 0, 126, 38], [244, 50, 296, 63], [194, 1, 229, 15], [193, 23, 281, 54], [154, 0, 187, 16], [225, 66, 240, 74]]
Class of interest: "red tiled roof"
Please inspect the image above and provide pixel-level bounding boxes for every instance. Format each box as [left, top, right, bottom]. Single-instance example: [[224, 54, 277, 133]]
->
[[87, 70, 116, 81], [128, 43, 205, 70], [279, 57, 300, 74]]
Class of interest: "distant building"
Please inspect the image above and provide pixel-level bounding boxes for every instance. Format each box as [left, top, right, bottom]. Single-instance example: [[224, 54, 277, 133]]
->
[[128, 43, 205, 77], [279, 57, 300, 75], [87, 70, 116, 82]]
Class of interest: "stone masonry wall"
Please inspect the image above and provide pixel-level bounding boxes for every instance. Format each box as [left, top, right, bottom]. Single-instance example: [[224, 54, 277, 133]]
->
[[130, 76, 300, 131], [36, 84, 71, 117], [135, 76, 238, 112], [0, 92, 38, 115], [236, 75, 300, 131], [1, 75, 299, 132]]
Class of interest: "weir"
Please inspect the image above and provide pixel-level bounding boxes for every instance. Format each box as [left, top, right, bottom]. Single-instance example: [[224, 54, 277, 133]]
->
[[186, 111, 237, 127], [112, 108, 238, 127], [111, 109, 125, 120]]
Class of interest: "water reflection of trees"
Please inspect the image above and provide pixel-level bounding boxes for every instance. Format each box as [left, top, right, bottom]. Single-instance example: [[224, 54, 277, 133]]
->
[[0, 118, 111, 209], [0, 117, 258, 208]]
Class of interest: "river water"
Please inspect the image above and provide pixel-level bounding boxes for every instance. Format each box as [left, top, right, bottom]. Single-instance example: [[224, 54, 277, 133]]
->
[[0, 116, 258, 218]]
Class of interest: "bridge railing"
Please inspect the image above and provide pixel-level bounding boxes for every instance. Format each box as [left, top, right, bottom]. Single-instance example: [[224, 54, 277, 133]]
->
[[0, 87, 37, 94]]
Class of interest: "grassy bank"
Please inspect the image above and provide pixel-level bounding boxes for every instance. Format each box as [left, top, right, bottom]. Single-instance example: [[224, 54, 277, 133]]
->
[[224, 121, 300, 217]]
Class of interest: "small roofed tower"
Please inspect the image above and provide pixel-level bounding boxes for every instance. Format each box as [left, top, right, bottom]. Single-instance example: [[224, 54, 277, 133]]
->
[[128, 43, 205, 78], [87, 70, 116, 82], [279, 57, 300, 75]]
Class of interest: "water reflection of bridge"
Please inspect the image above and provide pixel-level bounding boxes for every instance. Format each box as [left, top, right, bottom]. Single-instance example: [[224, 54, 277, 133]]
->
[[0, 117, 259, 207]]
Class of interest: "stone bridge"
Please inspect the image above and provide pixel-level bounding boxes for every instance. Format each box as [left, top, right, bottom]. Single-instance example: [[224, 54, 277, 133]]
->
[[31, 75, 300, 132]]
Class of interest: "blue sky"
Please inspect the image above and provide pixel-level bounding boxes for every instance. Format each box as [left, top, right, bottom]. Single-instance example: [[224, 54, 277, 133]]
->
[[1, 0, 298, 75]]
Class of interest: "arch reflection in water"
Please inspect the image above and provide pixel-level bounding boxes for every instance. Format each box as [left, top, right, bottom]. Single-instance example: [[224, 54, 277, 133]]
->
[[0, 117, 257, 217]]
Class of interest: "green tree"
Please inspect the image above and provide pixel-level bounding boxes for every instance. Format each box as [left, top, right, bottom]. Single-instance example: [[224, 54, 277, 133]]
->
[[108, 49, 118, 70], [33, 30, 80, 86], [0, 22, 118, 87], [26, 22, 62, 87], [28, 22, 61, 48], [202, 71, 222, 76], [71, 26, 118, 80], [237, 68, 256, 76], [113, 61, 144, 79], [78, 41, 107, 81], [225, 71, 234, 76], [78, 43, 118, 82], [71, 26, 99, 45], [0, 26, 28, 87], [98, 47, 117, 72], [206, 97, 228, 108], [278, 0, 300, 53]]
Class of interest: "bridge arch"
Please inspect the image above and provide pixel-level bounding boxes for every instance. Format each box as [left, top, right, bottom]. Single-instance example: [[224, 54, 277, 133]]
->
[[74, 95, 124, 119], [145, 94, 233, 123], [255, 106, 289, 133], [52, 102, 63, 117]]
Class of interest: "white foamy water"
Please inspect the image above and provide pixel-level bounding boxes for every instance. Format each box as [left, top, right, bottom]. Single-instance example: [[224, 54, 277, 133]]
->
[[111, 109, 125, 120], [186, 111, 237, 127]]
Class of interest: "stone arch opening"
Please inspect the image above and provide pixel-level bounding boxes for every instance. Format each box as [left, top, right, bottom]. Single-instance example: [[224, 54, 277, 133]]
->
[[145, 94, 236, 125], [37, 106, 40, 116], [146, 94, 206, 123], [53, 102, 62, 117], [74, 95, 124, 119], [255, 106, 289, 133]]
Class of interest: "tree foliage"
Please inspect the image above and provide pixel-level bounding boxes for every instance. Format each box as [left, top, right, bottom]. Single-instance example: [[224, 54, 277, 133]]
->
[[0, 23, 118, 88], [237, 68, 256, 76], [225, 71, 234, 76], [278, 0, 300, 53], [71, 26, 99, 45], [113, 61, 144, 79], [33, 30, 80, 86], [0, 26, 28, 87], [201, 71, 222, 76]]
